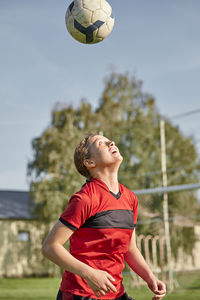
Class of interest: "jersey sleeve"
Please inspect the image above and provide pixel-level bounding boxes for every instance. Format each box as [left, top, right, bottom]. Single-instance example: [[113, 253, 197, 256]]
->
[[59, 192, 92, 231]]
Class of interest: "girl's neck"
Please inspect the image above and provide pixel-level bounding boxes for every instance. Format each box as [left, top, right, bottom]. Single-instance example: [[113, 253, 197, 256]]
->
[[94, 172, 119, 194]]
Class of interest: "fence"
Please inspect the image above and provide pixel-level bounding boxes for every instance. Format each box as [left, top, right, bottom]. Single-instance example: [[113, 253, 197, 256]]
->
[[126, 228, 200, 289], [127, 182, 200, 291]]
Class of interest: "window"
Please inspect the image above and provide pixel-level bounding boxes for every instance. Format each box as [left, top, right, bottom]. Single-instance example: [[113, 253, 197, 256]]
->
[[18, 231, 30, 242]]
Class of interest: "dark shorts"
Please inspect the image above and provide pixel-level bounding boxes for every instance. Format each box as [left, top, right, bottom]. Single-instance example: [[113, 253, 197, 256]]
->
[[56, 291, 134, 300]]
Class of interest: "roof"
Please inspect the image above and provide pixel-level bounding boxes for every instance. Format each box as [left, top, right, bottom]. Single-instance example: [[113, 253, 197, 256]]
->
[[0, 190, 35, 219]]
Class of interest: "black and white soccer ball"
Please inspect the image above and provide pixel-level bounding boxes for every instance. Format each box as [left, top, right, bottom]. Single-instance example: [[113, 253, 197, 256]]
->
[[65, 0, 115, 44]]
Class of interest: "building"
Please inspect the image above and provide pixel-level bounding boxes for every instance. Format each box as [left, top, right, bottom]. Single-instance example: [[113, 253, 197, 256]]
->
[[0, 190, 199, 278], [0, 190, 59, 277]]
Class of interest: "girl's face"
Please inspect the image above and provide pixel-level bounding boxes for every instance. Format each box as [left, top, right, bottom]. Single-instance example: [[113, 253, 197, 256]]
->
[[87, 135, 123, 169]]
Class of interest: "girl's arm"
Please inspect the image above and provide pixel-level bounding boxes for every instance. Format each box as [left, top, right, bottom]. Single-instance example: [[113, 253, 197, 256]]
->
[[124, 231, 166, 300], [42, 221, 117, 297]]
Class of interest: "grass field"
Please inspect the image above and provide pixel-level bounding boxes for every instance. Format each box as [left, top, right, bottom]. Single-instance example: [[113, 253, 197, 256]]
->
[[0, 271, 200, 300]]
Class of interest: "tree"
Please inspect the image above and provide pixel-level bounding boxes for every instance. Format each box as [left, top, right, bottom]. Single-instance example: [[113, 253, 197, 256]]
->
[[28, 71, 200, 258], [28, 104, 93, 223]]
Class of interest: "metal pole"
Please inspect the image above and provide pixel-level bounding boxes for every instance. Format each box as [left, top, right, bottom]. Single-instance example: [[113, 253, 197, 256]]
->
[[160, 119, 173, 291]]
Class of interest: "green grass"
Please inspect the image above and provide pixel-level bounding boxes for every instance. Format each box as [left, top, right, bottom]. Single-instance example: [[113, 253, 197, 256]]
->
[[124, 271, 200, 300], [0, 277, 61, 300], [0, 271, 200, 300]]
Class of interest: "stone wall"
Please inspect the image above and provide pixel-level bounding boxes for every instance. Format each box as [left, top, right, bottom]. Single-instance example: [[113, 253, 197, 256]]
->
[[0, 219, 60, 277], [0, 219, 200, 278]]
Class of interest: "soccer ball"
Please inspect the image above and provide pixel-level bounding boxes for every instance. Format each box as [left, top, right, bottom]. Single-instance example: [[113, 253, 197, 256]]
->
[[65, 0, 115, 44]]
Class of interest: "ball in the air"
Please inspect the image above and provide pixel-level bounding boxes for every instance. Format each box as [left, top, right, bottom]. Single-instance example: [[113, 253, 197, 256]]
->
[[65, 0, 115, 44]]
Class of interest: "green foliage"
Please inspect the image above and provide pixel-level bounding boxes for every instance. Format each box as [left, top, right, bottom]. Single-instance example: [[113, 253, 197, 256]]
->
[[28, 71, 200, 255], [170, 226, 196, 259]]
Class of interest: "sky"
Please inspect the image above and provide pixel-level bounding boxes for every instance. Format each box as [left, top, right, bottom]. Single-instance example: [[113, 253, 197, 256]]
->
[[0, 0, 200, 191]]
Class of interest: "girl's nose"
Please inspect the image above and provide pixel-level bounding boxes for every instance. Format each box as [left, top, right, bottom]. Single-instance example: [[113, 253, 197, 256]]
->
[[109, 140, 115, 146]]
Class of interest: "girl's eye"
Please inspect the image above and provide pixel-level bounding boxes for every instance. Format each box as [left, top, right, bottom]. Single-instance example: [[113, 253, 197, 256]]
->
[[99, 141, 103, 146]]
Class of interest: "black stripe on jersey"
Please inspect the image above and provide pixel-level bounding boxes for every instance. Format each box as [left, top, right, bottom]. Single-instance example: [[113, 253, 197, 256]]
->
[[81, 209, 135, 229], [59, 217, 77, 231]]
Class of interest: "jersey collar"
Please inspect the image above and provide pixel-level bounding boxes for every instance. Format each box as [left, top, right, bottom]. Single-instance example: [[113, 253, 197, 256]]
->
[[90, 177, 123, 195]]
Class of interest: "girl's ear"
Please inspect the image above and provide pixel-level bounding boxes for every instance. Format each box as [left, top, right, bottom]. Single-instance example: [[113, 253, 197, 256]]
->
[[83, 159, 96, 169]]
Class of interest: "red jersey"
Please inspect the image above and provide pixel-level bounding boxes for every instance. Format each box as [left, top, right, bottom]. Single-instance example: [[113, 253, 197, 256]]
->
[[59, 178, 138, 299]]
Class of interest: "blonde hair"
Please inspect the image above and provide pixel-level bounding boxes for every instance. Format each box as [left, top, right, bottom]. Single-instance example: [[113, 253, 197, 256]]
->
[[74, 134, 96, 178]]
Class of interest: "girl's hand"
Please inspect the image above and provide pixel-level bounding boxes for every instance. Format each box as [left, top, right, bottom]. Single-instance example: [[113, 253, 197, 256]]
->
[[147, 276, 166, 300], [85, 268, 117, 297]]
